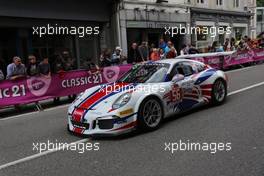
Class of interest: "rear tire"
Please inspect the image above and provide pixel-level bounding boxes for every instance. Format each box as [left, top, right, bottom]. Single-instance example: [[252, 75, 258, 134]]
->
[[211, 79, 227, 105], [137, 97, 163, 131]]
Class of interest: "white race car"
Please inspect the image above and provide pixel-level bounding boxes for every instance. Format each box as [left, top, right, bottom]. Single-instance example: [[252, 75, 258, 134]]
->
[[67, 59, 228, 136]]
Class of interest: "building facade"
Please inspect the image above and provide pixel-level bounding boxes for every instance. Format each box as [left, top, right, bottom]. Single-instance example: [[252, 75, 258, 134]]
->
[[114, 0, 256, 54], [189, 0, 255, 50], [113, 0, 191, 55], [0, 0, 117, 72]]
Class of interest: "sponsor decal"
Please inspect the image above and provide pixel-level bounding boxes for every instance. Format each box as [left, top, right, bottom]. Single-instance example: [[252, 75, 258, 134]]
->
[[119, 108, 134, 117]]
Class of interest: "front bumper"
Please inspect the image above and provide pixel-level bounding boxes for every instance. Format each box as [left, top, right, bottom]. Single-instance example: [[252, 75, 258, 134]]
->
[[67, 113, 137, 136]]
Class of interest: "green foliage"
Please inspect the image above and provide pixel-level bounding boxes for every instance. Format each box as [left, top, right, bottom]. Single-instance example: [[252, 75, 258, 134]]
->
[[257, 0, 264, 7]]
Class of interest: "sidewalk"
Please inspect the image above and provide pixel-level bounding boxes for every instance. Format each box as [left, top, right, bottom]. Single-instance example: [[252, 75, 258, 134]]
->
[[0, 96, 72, 119]]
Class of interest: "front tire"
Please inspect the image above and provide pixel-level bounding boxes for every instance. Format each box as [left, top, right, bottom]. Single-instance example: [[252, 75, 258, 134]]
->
[[138, 97, 163, 131], [211, 79, 227, 105]]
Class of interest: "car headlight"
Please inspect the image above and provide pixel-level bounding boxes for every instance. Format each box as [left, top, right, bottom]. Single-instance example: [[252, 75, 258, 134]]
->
[[112, 93, 131, 110]]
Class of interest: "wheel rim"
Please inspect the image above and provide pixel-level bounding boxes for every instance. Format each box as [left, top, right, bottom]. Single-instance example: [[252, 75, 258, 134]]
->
[[214, 80, 226, 102], [142, 99, 162, 128]]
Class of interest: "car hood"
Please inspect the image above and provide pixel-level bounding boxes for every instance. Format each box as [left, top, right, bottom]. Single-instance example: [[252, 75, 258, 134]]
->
[[68, 83, 137, 114]]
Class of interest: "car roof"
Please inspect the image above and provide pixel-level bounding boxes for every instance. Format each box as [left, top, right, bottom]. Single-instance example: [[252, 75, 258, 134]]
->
[[156, 58, 200, 65]]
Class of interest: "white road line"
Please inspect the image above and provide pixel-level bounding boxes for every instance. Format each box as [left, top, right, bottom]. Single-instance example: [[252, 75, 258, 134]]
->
[[228, 81, 264, 96], [0, 138, 89, 170], [0, 104, 70, 121]]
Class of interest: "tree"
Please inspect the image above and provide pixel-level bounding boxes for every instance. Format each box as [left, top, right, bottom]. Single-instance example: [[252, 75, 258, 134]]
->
[[257, 0, 264, 7]]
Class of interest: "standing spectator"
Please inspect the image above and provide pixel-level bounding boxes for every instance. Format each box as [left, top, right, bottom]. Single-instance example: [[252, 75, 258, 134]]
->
[[209, 41, 218, 52], [128, 43, 141, 64], [166, 47, 177, 59], [259, 33, 264, 47], [246, 38, 253, 50], [6, 56, 27, 80], [180, 44, 188, 55], [138, 42, 149, 61], [38, 57, 51, 78], [149, 43, 156, 54], [237, 39, 245, 50], [224, 38, 231, 51], [86, 60, 100, 74], [0, 69, 4, 81], [52, 54, 64, 104], [230, 37, 236, 51], [159, 48, 166, 60], [159, 38, 167, 51], [187, 44, 199, 54], [62, 50, 75, 71], [27, 55, 38, 76], [99, 49, 112, 67], [216, 44, 224, 52], [111, 46, 123, 65], [52, 54, 64, 73], [150, 48, 160, 61], [164, 41, 173, 54]]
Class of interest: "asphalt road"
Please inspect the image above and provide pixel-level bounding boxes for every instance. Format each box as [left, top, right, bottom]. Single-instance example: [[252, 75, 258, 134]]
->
[[0, 64, 264, 176]]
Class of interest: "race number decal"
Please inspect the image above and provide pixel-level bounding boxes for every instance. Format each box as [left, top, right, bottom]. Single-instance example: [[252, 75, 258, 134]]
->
[[171, 84, 183, 102]]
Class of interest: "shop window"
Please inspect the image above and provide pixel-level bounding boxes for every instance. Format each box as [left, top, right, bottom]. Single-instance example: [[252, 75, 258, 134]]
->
[[197, 0, 204, 3], [233, 0, 239, 7], [216, 0, 223, 6], [234, 27, 245, 40], [196, 26, 209, 41], [257, 10, 262, 22]]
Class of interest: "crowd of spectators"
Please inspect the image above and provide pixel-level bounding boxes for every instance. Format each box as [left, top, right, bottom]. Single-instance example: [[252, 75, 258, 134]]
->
[[209, 33, 264, 52], [0, 56, 50, 81], [0, 33, 264, 82], [0, 50, 77, 82], [99, 39, 200, 67]]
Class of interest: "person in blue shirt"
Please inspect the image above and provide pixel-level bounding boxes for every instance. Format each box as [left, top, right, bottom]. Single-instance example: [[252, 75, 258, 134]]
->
[[6, 56, 27, 80], [159, 38, 167, 51], [164, 41, 173, 54]]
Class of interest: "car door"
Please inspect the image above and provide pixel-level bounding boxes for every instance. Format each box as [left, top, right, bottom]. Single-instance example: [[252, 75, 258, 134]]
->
[[168, 61, 202, 113]]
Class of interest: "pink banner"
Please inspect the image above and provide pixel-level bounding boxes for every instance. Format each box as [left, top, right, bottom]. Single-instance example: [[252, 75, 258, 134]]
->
[[189, 48, 264, 69], [223, 50, 255, 68], [252, 48, 264, 61], [0, 65, 132, 107], [190, 56, 223, 69], [203, 56, 222, 69]]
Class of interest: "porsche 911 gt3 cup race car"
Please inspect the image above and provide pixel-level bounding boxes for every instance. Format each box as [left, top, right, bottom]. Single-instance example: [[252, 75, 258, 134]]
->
[[67, 59, 228, 136]]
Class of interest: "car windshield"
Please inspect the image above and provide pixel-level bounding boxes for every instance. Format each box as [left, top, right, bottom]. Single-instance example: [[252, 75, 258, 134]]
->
[[118, 63, 170, 83]]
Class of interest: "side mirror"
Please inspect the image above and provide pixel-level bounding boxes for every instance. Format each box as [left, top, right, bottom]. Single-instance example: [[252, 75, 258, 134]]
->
[[172, 74, 184, 82]]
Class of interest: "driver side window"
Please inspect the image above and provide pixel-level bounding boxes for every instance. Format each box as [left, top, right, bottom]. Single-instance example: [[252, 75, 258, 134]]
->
[[170, 62, 194, 80]]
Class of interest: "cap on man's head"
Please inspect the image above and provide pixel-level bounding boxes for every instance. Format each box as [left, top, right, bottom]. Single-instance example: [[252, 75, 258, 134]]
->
[[116, 46, 122, 51]]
